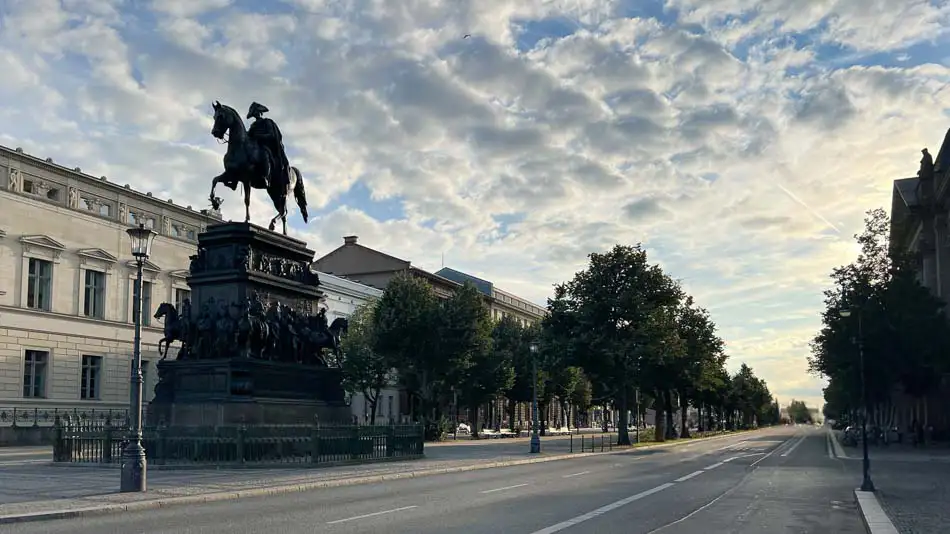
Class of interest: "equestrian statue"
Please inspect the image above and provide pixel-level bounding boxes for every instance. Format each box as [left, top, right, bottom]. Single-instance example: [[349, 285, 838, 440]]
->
[[209, 101, 309, 235]]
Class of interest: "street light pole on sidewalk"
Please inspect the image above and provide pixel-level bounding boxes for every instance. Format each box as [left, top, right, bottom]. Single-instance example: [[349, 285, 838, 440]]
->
[[123, 223, 157, 493], [839, 307, 874, 492], [529, 340, 541, 454]]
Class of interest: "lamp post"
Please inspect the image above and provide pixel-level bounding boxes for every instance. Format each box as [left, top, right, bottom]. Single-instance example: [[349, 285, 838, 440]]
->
[[123, 223, 157, 492], [839, 307, 874, 492], [529, 340, 541, 454]]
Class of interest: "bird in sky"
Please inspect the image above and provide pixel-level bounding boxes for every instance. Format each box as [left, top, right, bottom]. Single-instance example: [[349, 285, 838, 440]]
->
[[463, 34, 471, 39]]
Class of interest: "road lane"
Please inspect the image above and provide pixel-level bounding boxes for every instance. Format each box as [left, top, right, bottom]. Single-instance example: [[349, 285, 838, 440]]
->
[[4, 428, 798, 534], [566, 426, 864, 534]]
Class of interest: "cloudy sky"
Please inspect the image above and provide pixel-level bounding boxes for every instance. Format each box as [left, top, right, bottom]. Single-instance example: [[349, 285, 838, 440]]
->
[[3, 0, 950, 408]]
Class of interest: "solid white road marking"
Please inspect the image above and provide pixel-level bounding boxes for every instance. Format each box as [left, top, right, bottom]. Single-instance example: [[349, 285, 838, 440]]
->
[[481, 483, 530, 494], [562, 471, 590, 478], [704, 462, 724, 470], [529, 483, 675, 534], [675, 470, 704, 482], [781, 435, 807, 457], [722, 456, 740, 463], [326, 506, 418, 525]]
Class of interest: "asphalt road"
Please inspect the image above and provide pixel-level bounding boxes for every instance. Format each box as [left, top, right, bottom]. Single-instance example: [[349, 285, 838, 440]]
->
[[7, 426, 864, 534]]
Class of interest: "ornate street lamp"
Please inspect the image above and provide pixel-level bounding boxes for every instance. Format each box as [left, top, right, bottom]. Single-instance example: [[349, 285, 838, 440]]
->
[[529, 340, 541, 454], [123, 223, 157, 492], [839, 307, 874, 492]]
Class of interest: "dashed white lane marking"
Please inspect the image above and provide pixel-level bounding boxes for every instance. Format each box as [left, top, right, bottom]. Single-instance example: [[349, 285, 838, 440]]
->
[[326, 506, 418, 525], [563, 471, 590, 478], [718, 441, 746, 450], [674, 470, 704, 482], [529, 483, 676, 534], [704, 462, 724, 470], [481, 483, 530, 494]]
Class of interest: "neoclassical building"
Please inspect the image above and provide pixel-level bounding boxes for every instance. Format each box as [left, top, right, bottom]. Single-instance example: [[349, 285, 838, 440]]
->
[[888, 133, 950, 434], [0, 145, 397, 423], [0, 144, 221, 413]]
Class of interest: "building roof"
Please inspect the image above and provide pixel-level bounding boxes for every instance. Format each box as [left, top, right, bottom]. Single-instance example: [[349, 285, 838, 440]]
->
[[435, 267, 493, 296], [1, 144, 221, 223]]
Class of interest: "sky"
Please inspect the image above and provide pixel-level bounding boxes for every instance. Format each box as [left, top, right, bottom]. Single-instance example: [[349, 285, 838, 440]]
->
[[3, 0, 950, 410]]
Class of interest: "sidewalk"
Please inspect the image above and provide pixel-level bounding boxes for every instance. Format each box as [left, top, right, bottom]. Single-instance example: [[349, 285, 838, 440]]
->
[[867, 445, 950, 533], [0, 430, 740, 523]]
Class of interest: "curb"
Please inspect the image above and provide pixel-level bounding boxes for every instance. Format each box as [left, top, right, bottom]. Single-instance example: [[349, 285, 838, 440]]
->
[[829, 428, 850, 459], [853, 489, 899, 534], [0, 430, 751, 524]]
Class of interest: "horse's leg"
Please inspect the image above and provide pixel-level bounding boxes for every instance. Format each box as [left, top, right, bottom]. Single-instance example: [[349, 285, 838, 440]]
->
[[243, 180, 251, 223]]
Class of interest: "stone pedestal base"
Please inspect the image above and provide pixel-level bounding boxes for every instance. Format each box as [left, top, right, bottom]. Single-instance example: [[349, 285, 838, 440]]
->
[[148, 359, 350, 426]]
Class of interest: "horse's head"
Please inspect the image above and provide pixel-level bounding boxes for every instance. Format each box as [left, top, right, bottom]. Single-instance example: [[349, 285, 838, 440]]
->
[[211, 100, 241, 140], [154, 302, 174, 320]]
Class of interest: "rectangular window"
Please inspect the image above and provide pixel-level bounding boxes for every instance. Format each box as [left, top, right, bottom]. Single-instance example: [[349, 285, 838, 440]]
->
[[22, 350, 48, 398], [175, 288, 190, 312], [132, 280, 152, 326], [83, 270, 105, 319], [27, 258, 52, 311], [80, 355, 102, 400]]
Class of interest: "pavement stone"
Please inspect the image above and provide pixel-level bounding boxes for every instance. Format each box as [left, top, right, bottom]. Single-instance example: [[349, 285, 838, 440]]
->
[[870, 456, 950, 533]]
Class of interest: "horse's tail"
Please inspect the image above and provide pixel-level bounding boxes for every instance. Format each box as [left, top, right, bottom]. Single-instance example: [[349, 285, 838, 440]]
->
[[292, 167, 309, 223]]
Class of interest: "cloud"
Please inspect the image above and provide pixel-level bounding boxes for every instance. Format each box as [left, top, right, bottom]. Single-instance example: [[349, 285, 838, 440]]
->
[[2, 0, 950, 408]]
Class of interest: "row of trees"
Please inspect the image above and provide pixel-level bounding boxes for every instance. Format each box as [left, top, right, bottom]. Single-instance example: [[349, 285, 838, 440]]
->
[[342, 243, 781, 443], [808, 209, 950, 427]]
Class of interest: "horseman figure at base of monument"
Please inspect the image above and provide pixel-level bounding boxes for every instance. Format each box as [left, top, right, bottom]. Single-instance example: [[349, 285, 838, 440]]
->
[[208, 100, 309, 235], [149, 296, 348, 367]]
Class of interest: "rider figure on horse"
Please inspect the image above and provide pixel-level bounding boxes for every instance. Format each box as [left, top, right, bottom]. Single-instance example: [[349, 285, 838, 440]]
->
[[246, 102, 289, 190]]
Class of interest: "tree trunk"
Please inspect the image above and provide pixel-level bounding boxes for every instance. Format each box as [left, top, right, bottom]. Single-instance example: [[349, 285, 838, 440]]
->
[[665, 391, 676, 440], [369, 389, 379, 425], [617, 388, 631, 446], [469, 405, 480, 439], [680, 394, 690, 439]]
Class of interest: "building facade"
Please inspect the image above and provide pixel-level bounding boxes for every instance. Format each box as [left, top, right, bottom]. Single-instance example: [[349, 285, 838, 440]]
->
[[0, 144, 221, 414], [435, 267, 545, 327], [888, 132, 950, 435]]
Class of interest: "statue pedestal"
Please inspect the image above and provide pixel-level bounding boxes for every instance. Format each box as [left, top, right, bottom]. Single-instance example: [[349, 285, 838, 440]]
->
[[187, 221, 324, 320], [148, 221, 351, 427], [148, 359, 350, 426]]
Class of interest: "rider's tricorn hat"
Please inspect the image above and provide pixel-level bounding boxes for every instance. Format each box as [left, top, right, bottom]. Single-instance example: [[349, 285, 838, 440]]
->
[[247, 102, 269, 119]]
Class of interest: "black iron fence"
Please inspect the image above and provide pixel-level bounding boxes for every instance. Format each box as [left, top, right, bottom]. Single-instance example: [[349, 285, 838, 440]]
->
[[53, 417, 424, 467]]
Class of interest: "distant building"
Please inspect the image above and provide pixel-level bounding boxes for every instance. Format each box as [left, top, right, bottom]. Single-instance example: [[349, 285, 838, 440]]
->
[[0, 144, 220, 413], [435, 267, 545, 327], [312, 236, 461, 299]]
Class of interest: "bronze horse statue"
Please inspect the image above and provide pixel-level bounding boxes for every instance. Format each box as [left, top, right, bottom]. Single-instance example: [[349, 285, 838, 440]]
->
[[154, 302, 188, 360], [208, 101, 309, 235]]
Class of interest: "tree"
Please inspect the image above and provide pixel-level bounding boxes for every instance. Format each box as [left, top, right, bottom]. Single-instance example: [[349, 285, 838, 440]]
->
[[808, 208, 950, 428], [547, 244, 683, 445], [374, 273, 444, 439], [340, 302, 391, 423], [673, 296, 725, 438], [496, 317, 536, 432], [453, 283, 511, 437], [786, 400, 813, 424]]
